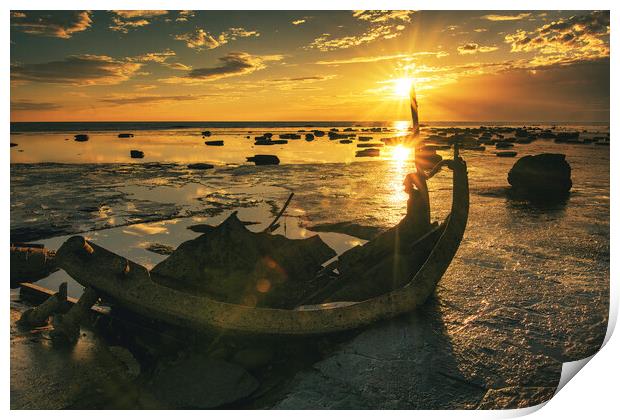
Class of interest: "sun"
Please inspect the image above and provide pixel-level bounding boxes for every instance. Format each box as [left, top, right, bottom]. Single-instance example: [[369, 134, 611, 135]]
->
[[391, 144, 411, 162], [392, 78, 414, 98]]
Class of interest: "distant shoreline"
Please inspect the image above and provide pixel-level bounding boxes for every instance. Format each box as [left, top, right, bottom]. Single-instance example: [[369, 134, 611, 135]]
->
[[10, 120, 610, 133]]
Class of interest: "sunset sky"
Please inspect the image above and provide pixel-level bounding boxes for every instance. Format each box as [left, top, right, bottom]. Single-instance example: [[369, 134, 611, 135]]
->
[[10, 10, 610, 122]]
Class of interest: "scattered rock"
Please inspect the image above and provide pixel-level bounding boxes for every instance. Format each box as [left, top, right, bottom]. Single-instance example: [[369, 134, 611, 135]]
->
[[495, 141, 514, 149], [130, 150, 144, 159], [187, 163, 214, 170], [247, 154, 280, 165], [496, 151, 517, 158], [508, 153, 572, 196], [355, 148, 380, 158], [147, 354, 259, 408]]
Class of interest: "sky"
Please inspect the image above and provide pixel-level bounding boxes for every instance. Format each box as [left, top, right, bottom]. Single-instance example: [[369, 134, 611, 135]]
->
[[10, 10, 610, 122]]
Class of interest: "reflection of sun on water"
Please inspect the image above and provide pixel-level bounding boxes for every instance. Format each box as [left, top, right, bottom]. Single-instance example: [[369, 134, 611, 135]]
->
[[393, 120, 410, 134], [388, 145, 413, 205], [391, 144, 411, 164]]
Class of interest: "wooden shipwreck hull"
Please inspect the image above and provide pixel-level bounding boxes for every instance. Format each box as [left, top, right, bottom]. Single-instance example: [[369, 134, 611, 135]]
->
[[54, 157, 469, 337]]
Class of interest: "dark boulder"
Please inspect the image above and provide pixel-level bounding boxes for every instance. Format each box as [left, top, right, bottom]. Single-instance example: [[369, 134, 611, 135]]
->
[[130, 150, 144, 159], [508, 153, 572, 196], [247, 154, 280, 165], [74, 134, 89, 142], [205, 140, 224, 146]]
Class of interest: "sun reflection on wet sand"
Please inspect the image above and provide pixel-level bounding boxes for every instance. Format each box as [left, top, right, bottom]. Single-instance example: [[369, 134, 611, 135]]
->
[[387, 145, 414, 204]]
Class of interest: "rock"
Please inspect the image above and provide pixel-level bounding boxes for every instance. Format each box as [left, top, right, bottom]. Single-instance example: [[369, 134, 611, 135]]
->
[[147, 354, 259, 408], [356, 143, 384, 148], [495, 141, 514, 149], [355, 148, 380, 157], [313, 130, 325, 137], [145, 243, 175, 255], [496, 151, 517, 158], [554, 132, 579, 143], [118, 133, 134, 138], [279, 133, 301, 140], [74, 134, 89, 142], [205, 140, 224, 146], [130, 150, 144, 159], [339, 140, 352, 144], [201, 130, 211, 137], [246, 154, 280, 165], [305, 133, 315, 141], [10, 142, 18, 147], [508, 153, 572, 196], [150, 212, 336, 308], [187, 163, 214, 170], [358, 136, 373, 141]]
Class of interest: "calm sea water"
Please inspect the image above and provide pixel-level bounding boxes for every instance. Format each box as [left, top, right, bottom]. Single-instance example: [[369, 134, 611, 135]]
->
[[9, 121, 610, 408]]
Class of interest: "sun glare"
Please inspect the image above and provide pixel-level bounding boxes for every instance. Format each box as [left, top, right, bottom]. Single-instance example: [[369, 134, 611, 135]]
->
[[391, 144, 411, 163], [393, 78, 414, 98]]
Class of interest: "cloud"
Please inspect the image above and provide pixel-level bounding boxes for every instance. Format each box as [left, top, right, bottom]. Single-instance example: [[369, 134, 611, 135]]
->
[[176, 10, 194, 22], [162, 52, 283, 83], [457, 43, 499, 55], [11, 55, 142, 85], [112, 10, 168, 19], [308, 10, 415, 51], [11, 101, 61, 111], [11, 10, 92, 38], [100, 94, 212, 106], [352, 10, 415, 23], [292, 19, 306, 25], [315, 51, 448, 65], [109, 10, 168, 33], [174, 27, 260, 50], [270, 76, 334, 82], [163, 62, 192, 71], [482, 13, 531, 21], [129, 50, 176, 63], [504, 11, 609, 65]]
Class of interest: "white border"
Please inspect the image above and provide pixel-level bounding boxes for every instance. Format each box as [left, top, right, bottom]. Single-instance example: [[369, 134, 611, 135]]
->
[[3, 1, 617, 418]]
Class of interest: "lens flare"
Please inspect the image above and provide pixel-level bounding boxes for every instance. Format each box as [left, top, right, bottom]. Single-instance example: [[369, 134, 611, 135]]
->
[[391, 144, 411, 162]]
